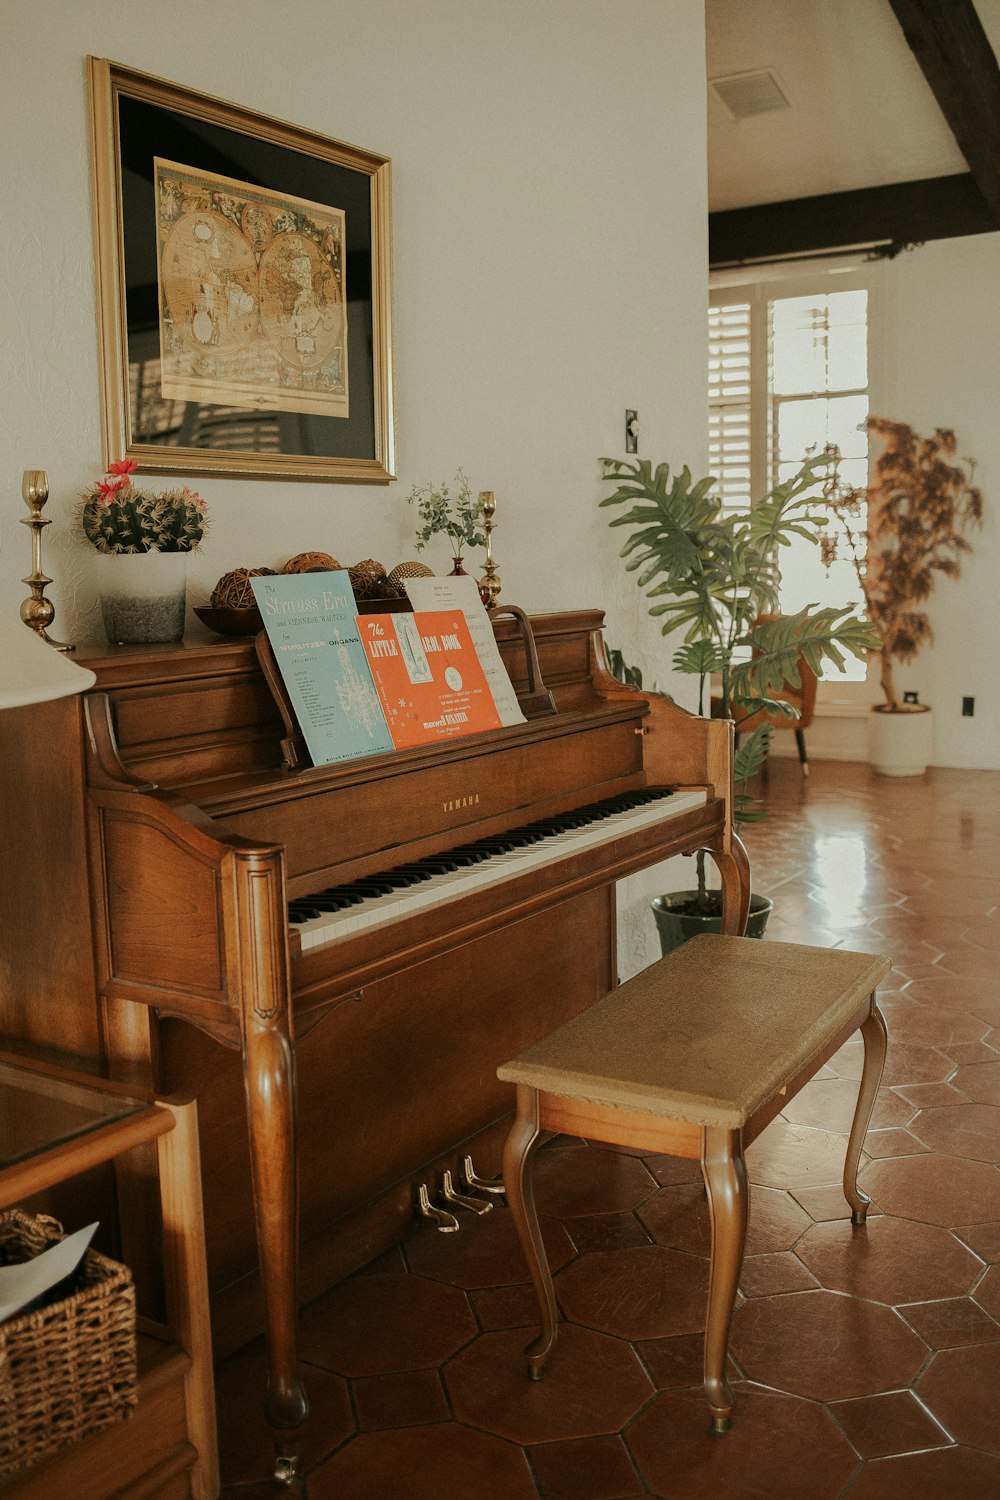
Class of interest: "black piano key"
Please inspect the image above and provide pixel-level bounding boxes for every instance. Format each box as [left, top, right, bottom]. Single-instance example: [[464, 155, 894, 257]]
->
[[287, 785, 680, 928]]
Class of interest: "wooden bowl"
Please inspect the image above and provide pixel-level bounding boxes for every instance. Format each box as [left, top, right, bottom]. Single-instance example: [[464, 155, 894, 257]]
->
[[193, 604, 264, 636]]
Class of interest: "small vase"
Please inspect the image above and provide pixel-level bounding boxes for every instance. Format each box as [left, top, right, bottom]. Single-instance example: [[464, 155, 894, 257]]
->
[[449, 556, 467, 576], [96, 551, 187, 645]]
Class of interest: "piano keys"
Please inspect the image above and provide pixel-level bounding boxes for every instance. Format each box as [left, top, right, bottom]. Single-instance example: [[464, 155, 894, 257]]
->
[[0, 608, 750, 1450]]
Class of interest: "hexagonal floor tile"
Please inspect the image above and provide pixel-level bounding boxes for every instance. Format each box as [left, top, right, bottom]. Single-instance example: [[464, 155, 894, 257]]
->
[[531, 1140, 659, 1218], [909, 1102, 1000, 1161], [781, 1079, 913, 1132], [795, 1214, 982, 1304], [743, 1184, 816, 1250], [831, 1038, 955, 1087], [746, 1118, 856, 1191], [974, 1262, 1000, 1321], [828, 1389, 949, 1459], [626, 1384, 858, 1500], [916, 1340, 1000, 1455], [901, 1295, 1000, 1349], [738, 1251, 818, 1298], [874, 1005, 989, 1049], [214, 1341, 353, 1485], [298, 1272, 477, 1376], [731, 1289, 926, 1401], [950, 1059, 1000, 1104], [555, 1245, 708, 1340], [406, 1201, 574, 1288], [443, 1323, 653, 1444], [861, 1154, 1000, 1225], [307, 1422, 538, 1499], [529, 1434, 643, 1500], [955, 1219, 1000, 1261], [637, 1182, 710, 1255], [844, 1445, 1000, 1499]]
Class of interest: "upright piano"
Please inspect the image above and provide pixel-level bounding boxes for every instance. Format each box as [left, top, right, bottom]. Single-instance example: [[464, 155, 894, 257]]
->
[[0, 608, 749, 1442]]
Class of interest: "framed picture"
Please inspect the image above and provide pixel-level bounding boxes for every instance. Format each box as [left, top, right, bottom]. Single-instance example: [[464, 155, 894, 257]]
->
[[88, 58, 395, 483]]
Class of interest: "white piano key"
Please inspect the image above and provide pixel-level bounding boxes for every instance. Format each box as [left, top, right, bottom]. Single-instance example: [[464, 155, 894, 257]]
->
[[295, 789, 708, 952]]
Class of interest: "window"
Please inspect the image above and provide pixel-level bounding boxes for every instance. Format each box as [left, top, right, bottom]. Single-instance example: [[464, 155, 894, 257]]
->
[[709, 269, 876, 684]]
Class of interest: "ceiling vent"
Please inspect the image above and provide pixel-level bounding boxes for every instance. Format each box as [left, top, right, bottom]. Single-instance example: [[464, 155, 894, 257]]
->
[[711, 69, 790, 121]]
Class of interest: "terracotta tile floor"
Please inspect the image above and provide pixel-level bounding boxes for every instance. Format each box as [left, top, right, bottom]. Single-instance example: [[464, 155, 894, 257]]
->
[[216, 761, 1000, 1498]]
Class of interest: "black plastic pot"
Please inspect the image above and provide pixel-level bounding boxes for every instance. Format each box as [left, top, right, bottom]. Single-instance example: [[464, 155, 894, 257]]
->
[[650, 891, 774, 956]]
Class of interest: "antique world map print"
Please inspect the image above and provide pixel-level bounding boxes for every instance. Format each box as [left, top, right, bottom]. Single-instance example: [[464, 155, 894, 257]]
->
[[154, 159, 349, 419]]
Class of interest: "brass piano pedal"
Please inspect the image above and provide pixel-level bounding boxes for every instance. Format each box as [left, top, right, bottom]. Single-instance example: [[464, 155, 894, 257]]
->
[[441, 1168, 494, 1215], [460, 1155, 506, 1197], [416, 1182, 460, 1233]]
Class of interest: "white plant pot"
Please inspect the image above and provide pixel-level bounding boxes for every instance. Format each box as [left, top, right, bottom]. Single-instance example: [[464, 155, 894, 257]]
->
[[869, 704, 933, 777]]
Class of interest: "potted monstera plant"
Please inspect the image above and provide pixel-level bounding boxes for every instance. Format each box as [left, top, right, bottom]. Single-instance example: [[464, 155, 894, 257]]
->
[[823, 419, 983, 776], [600, 451, 878, 952]]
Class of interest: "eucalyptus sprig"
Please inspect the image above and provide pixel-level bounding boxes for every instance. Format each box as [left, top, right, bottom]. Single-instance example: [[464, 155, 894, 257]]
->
[[406, 469, 486, 555]]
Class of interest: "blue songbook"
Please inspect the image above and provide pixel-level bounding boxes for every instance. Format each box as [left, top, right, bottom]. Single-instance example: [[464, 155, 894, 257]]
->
[[251, 571, 394, 765]]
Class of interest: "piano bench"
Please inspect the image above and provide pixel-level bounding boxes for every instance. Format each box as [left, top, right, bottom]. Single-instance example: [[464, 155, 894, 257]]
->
[[497, 934, 891, 1435]]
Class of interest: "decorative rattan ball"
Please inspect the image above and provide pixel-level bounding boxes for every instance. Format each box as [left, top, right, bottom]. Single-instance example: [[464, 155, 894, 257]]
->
[[386, 561, 434, 594], [210, 567, 276, 609], [347, 559, 388, 599], [284, 551, 340, 574]]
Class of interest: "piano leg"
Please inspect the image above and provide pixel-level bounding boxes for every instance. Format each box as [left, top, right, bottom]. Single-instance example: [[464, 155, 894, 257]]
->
[[240, 1003, 309, 1469], [232, 852, 309, 1475], [708, 832, 751, 936]]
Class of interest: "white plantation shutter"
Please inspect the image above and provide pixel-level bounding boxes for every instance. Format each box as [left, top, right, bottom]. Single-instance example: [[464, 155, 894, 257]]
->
[[708, 276, 873, 685], [708, 302, 753, 512]]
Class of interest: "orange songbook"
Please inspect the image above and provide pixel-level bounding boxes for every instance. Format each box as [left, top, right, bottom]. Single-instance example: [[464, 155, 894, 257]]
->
[[360, 610, 503, 748]]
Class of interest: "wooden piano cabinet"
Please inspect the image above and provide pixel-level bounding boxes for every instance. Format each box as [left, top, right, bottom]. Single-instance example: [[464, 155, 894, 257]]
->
[[0, 610, 751, 1471], [153, 883, 617, 1350]]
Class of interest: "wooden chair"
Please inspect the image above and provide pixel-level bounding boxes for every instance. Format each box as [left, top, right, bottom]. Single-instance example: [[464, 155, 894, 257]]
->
[[498, 935, 889, 1433], [713, 616, 818, 776]]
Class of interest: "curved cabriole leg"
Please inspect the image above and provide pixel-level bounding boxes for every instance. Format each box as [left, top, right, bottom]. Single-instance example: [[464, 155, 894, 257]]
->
[[844, 1000, 888, 1224], [242, 1013, 309, 1455], [503, 1085, 558, 1379], [708, 833, 752, 936], [233, 854, 308, 1473], [702, 1127, 749, 1434]]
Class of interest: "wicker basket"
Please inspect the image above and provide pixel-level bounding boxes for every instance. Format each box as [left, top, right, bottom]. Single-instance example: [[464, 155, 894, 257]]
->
[[0, 1210, 138, 1477]]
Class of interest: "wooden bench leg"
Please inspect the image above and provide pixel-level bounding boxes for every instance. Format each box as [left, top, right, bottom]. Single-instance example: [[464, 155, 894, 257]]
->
[[702, 1126, 749, 1435], [503, 1084, 559, 1379], [844, 1000, 888, 1224]]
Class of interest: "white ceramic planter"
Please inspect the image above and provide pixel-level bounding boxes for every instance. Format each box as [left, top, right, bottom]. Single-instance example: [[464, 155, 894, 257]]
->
[[869, 704, 933, 776]]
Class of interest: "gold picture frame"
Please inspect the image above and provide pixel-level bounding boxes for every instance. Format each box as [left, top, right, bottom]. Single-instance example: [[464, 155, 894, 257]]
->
[[88, 58, 395, 484]]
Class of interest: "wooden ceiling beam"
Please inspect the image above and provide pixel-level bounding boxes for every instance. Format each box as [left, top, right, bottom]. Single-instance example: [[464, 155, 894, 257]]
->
[[888, 0, 1000, 227], [709, 173, 994, 267]]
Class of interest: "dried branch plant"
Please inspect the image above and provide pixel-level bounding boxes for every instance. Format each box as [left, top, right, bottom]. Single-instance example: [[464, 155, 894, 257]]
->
[[823, 419, 983, 711]]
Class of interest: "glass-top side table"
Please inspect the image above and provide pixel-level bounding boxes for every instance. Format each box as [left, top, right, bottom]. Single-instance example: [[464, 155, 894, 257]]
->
[[0, 1050, 218, 1498], [0, 1058, 147, 1172]]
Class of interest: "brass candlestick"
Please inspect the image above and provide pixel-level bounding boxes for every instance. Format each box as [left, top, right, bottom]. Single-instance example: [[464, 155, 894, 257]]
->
[[20, 469, 74, 652], [478, 491, 502, 609]]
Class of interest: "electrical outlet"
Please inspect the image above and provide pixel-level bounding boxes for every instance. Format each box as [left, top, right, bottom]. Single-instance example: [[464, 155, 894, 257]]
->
[[962, 696, 975, 717]]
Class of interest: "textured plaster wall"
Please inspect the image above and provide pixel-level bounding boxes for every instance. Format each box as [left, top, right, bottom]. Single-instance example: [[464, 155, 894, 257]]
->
[[0, 0, 710, 977]]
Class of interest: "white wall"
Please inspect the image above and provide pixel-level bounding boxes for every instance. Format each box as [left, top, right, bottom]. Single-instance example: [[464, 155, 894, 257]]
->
[[881, 233, 1000, 770], [0, 0, 710, 977], [0, 0, 708, 666], [767, 232, 1000, 772]]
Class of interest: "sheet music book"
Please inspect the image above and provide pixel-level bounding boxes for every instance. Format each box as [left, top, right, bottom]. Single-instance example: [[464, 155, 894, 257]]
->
[[251, 571, 395, 766], [402, 574, 526, 726], [360, 609, 503, 748]]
